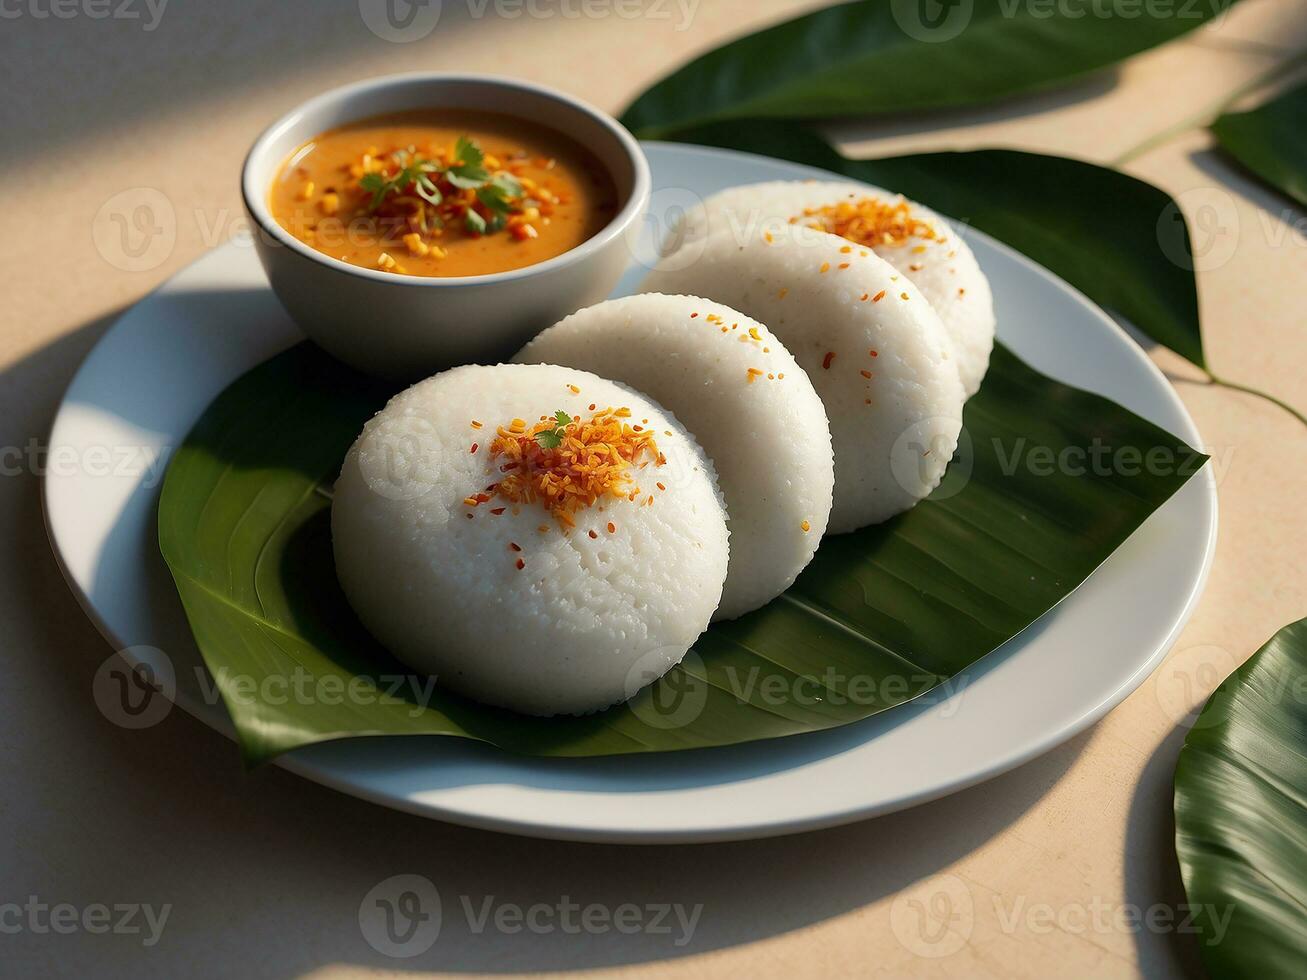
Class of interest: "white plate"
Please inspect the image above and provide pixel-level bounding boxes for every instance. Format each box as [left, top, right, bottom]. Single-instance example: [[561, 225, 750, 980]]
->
[[44, 143, 1216, 843]]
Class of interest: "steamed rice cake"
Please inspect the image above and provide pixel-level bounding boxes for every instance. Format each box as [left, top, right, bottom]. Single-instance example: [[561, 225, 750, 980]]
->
[[642, 231, 964, 532], [331, 363, 729, 716], [517, 293, 834, 620]]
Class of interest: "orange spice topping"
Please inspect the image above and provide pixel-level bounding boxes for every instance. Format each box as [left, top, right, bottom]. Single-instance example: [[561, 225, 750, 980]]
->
[[515, 558, 525, 570], [588, 529, 598, 539], [567, 384, 580, 394], [900, 292, 910, 300], [872, 290, 886, 302], [869, 349, 879, 357], [509, 542, 522, 552], [800, 520, 811, 532], [860, 369, 873, 379], [470, 420, 483, 429], [607, 521, 616, 534], [798, 198, 937, 249], [483, 406, 663, 531], [470, 443, 479, 454], [819, 262, 831, 274], [822, 351, 836, 370], [838, 262, 850, 270], [860, 293, 869, 302]]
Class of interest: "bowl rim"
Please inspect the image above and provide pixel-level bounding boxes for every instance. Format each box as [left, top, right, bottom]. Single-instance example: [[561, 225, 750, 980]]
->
[[240, 71, 651, 288]]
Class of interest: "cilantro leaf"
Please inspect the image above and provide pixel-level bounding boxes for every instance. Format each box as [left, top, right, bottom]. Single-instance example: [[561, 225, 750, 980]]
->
[[454, 135, 484, 170], [533, 410, 574, 449], [534, 429, 563, 450], [476, 184, 513, 214], [464, 209, 487, 235], [359, 171, 389, 209]]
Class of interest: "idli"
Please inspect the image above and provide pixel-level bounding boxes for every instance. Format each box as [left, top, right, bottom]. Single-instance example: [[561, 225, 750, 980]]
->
[[517, 293, 834, 620], [331, 363, 730, 717], [642, 231, 963, 532], [671, 180, 995, 397]]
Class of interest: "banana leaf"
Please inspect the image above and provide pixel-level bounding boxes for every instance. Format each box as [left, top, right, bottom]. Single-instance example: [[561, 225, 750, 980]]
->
[[1174, 616, 1307, 976], [620, 0, 1238, 139], [158, 341, 1206, 765], [1212, 79, 1307, 208]]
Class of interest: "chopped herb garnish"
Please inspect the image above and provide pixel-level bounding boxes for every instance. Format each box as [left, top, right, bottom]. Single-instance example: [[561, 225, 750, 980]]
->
[[534, 410, 573, 450], [352, 134, 548, 247]]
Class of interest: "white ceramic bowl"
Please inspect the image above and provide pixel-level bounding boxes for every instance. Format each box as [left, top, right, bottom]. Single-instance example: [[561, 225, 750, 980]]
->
[[242, 73, 651, 379]]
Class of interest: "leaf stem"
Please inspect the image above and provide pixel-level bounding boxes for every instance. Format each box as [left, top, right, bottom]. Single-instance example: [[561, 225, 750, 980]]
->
[[1203, 370, 1307, 429], [1111, 48, 1307, 167]]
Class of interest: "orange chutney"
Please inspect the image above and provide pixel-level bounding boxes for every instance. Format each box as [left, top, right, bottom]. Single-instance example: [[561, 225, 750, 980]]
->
[[268, 110, 620, 278]]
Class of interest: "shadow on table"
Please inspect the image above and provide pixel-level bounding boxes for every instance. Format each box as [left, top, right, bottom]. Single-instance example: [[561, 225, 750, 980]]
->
[[1122, 723, 1211, 978], [11, 306, 1094, 976]]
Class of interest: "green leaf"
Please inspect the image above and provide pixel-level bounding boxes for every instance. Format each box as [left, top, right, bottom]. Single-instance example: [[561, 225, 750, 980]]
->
[[476, 184, 513, 215], [667, 120, 1205, 367], [159, 342, 1205, 765], [620, 0, 1237, 138], [1175, 616, 1307, 976], [1212, 79, 1307, 208], [448, 137, 493, 188], [454, 135, 483, 170], [464, 209, 486, 235], [534, 429, 563, 449]]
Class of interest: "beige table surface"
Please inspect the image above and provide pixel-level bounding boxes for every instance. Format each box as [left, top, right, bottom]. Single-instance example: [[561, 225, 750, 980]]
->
[[4, 1, 1306, 977]]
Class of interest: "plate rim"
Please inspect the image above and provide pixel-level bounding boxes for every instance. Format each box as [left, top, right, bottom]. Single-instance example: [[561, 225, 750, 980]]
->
[[43, 140, 1218, 843]]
